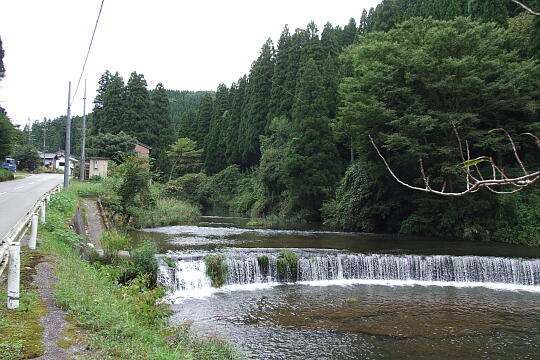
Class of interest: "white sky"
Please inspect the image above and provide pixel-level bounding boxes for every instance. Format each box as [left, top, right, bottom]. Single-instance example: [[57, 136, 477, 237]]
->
[[0, 0, 381, 126]]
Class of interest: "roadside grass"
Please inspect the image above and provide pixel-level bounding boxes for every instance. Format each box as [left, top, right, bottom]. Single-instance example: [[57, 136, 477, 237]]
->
[[37, 186, 243, 359], [0, 168, 15, 181], [0, 248, 46, 360], [14, 171, 30, 180]]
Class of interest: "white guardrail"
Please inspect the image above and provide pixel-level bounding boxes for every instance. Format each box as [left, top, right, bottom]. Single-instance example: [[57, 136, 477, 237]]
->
[[0, 183, 62, 309]]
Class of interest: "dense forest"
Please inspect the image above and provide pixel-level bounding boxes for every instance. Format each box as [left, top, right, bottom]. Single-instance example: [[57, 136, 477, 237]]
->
[[8, 0, 540, 246]]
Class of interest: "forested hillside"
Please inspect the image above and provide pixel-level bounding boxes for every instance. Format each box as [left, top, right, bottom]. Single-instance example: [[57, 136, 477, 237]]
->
[[166, 90, 210, 132], [0, 36, 15, 161], [168, 0, 540, 245], [21, 0, 540, 245]]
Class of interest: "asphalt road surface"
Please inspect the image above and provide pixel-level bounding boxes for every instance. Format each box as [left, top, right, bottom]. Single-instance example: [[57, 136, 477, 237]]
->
[[0, 174, 63, 240]]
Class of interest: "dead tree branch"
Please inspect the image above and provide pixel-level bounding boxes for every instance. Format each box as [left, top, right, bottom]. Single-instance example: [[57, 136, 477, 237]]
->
[[511, 0, 540, 16], [369, 129, 540, 197]]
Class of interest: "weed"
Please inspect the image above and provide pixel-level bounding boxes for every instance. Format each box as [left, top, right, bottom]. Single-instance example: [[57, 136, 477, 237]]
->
[[257, 255, 270, 277], [204, 254, 228, 288], [163, 257, 177, 268], [101, 230, 131, 263], [131, 197, 201, 228], [277, 249, 298, 280]]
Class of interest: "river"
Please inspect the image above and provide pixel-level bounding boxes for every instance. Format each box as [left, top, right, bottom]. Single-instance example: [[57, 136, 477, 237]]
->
[[134, 216, 540, 360]]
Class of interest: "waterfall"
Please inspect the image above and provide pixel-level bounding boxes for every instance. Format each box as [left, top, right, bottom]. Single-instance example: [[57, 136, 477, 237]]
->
[[296, 254, 539, 285], [159, 259, 213, 291], [158, 253, 540, 292]]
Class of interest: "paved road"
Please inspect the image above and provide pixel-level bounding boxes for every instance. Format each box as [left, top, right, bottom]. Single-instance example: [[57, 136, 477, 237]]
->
[[0, 174, 63, 240]]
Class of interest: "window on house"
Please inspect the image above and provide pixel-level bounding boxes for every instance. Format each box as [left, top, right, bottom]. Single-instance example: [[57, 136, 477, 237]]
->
[[94, 160, 98, 169]]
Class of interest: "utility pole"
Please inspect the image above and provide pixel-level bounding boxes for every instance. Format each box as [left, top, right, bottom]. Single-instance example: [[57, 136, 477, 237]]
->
[[43, 127, 46, 165], [26, 118, 31, 144], [80, 79, 87, 181], [63, 81, 71, 189]]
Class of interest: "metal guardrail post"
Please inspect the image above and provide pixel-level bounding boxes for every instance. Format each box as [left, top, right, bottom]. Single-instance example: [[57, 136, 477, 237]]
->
[[7, 243, 20, 309], [40, 201, 46, 224], [29, 214, 38, 250]]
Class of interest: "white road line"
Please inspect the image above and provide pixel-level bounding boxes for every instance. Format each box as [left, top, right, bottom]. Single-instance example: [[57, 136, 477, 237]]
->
[[0, 192, 6, 196], [29, 182, 34, 185], [15, 186, 24, 190]]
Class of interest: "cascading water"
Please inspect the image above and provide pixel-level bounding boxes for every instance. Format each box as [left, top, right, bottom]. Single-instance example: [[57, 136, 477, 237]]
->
[[296, 254, 539, 285], [159, 259, 212, 291], [159, 252, 540, 294]]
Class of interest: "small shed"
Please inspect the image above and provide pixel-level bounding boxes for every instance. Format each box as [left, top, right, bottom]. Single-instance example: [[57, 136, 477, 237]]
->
[[85, 157, 109, 179]]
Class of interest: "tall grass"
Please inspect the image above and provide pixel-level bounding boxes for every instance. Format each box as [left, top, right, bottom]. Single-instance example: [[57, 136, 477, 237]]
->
[[132, 197, 200, 228]]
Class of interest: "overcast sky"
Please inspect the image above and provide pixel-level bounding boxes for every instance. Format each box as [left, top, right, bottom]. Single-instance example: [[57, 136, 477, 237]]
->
[[0, 0, 381, 126]]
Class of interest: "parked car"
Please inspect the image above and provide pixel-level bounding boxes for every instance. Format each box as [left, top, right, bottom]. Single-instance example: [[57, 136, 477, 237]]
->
[[2, 157, 17, 172]]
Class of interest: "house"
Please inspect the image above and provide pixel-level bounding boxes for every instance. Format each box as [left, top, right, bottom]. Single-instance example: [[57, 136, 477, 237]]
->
[[134, 142, 151, 158], [39, 150, 77, 171], [85, 157, 109, 179]]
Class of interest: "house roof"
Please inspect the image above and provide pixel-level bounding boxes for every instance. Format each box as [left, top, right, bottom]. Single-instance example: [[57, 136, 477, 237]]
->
[[39, 152, 58, 159], [135, 142, 152, 150], [38, 152, 78, 161]]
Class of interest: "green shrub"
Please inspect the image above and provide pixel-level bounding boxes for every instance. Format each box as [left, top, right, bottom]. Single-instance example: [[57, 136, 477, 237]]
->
[[48, 192, 77, 214], [128, 241, 159, 286], [0, 168, 15, 182], [101, 231, 131, 263], [494, 186, 540, 246], [204, 255, 228, 288], [228, 170, 261, 216], [164, 172, 209, 205], [89, 175, 102, 183], [257, 255, 269, 276], [276, 250, 298, 280]]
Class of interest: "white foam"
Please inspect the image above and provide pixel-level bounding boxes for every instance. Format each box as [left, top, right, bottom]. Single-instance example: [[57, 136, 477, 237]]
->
[[163, 282, 281, 303], [296, 279, 540, 293]]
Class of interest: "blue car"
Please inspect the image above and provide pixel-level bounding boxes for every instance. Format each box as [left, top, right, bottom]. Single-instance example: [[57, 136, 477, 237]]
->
[[2, 157, 17, 172]]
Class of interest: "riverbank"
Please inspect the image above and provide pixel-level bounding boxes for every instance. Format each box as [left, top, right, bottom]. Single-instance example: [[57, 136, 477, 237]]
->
[[48, 185, 242, 359], [2, 184, 242, 359]]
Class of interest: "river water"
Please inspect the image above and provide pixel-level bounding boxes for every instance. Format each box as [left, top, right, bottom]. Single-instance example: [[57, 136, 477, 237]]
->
[[134, 216, 540, 360]]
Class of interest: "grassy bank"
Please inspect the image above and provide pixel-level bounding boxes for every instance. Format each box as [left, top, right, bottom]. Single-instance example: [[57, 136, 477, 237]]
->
[[36, 187, 242, 359], [0, 249, 47, 360], [0, 168, 15, 181], [69, 179, 200, 229]]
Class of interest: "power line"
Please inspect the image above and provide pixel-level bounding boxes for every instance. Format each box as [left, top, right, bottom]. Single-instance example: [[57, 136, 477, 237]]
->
[[70, 0, 105, 106]]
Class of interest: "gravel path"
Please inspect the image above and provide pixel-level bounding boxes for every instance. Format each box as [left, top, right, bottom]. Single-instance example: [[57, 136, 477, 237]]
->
[[31, 261, 84, 360]]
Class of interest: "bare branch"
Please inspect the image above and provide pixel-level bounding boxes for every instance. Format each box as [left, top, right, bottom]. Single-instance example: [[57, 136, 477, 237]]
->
[[490, 128, 528, 175], [511, 0, 540, 16], [369, 131, 540, 197], [521, 132, 540, 147]]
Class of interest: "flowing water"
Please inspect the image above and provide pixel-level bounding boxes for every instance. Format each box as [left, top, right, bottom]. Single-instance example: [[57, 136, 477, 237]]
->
[[134, 216, 540, 359]]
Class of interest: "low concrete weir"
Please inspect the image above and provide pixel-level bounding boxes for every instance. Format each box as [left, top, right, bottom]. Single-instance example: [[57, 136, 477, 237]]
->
[[158, 252, 540, 296]]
